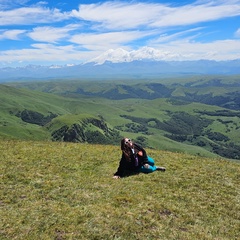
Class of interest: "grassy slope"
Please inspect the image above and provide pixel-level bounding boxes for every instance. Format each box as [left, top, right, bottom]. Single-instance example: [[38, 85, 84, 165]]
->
[[0, 89, 217, 158], [1, 83, 240, 159], [0, 84, 71, 140], [1, 140, 239, 239]]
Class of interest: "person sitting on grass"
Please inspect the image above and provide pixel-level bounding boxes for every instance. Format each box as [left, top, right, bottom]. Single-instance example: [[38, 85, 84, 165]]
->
[[113, 137, 166, 179]]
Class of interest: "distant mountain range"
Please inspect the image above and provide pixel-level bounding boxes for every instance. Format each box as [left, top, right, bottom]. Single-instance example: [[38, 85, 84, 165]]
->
[[1, 47, 240, 82], [87, 47, 179, 64]]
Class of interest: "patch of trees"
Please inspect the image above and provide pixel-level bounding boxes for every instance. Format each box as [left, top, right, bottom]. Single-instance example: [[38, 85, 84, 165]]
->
[[117, 112, 240, 160], [180, 92, 230, 106], [119, 115, 149, 126], [159, 112, 213, 135], [167, 98, 191, 106], [16, 109, 57, 126], [99, 83, 173, 100], [144, 83, 173, 98], [115, 122, 149, 134], [184, 79, 225, 88], [196, 110, 240, 117], [177, 91, 240, 110], [222, 92, 240, 110], [71, 83, 173, 100], [217, 119, 233, 124], [164, 134, 188, 142], [165, 131, 240, 159], [120, 112, 213, 136], [85, 130, 120, 144], [57, 124, 85, 142], [206, 131, 230, 142], [135, 136, 148, 148], [82, 117, 109, 132], [51, 118, 121, 145], [196, 140, 206, 147], [210, 142, 240, 160]]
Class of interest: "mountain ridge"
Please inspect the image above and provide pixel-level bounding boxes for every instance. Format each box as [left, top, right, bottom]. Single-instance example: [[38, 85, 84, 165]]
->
[[1, 47, 240, 82], [87, 47, 178, 64], [1, 59, 240, 82]]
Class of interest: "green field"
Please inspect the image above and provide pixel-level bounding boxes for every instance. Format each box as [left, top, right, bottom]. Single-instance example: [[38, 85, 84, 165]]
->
[[1, 76, 240, 160], [1, 140, 239, 239]]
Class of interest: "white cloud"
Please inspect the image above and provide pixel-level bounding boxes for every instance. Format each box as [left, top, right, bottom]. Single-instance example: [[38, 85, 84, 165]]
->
[[0, 43, 97, 63], [0, 0, 29, 10], [151, 0, 240, 27], [150, 27, 204, 44], [72, 0, 240, 30], [235, 28, 240, 38], [0, 6, 70, 25], [0, 29, 26, 40], [151, 39, 240, 60], [0, 0, 240, 66], [72, 2, 164, 30], [28, 24, 80, 43], [69, 30, 154, 51]]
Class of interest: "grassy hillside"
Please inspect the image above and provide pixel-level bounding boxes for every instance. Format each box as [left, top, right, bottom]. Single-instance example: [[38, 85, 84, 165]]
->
[[1, 79, 240, 160], [1, 140, 239, 239], [8, 76, 240, 110]]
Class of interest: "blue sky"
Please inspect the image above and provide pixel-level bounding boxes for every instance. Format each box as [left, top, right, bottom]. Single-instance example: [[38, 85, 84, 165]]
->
[[0, 0, 240, 67]]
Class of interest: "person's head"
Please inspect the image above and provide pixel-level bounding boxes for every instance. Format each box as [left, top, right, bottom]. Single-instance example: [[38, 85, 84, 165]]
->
[[121, 137, 133, 151]]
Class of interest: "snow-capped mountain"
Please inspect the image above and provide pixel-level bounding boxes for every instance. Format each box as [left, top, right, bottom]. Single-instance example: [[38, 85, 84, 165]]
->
[[88, 48, 131, 64], [0, 47, 240, 82], [88, 47, 178, 65]]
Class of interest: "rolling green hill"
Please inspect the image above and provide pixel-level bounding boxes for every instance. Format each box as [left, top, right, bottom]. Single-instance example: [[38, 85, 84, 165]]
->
[[8, 75, 240, 110], [1, 75, 240, 160], [1, 140, 240, 239]]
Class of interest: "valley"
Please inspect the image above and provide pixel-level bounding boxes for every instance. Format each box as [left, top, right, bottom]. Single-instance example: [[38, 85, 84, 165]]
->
[[1, 75, 240, 160]]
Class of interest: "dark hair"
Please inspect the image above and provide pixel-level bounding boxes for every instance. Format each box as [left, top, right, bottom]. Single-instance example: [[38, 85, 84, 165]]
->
[[121, 138, 133, 150], [121, 138, 134, 161], [120, 138, 126, 151]]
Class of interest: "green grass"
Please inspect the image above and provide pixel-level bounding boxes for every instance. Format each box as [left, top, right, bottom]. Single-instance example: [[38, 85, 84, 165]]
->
[[1, 82, 240, 159], [1, 140, 239, 239]]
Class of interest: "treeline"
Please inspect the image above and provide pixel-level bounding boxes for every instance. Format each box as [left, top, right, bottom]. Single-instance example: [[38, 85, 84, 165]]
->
[[120, 112, 212, 136], [15, 109, 57, 126], [196, 109, 240, 117]]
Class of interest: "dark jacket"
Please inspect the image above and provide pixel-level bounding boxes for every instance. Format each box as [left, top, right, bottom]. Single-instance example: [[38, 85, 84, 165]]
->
[[114, 143, 149, 177]]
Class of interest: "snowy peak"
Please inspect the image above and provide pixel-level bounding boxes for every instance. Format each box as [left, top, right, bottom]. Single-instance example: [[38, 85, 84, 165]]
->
[[88, 48, 130, 65], [1, 48, 240, 81], [131, 47, 178, 61], [88, 47, 179, 65]]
